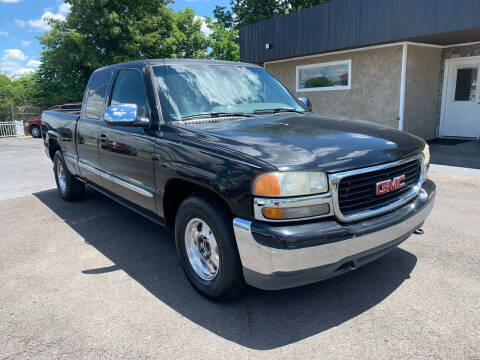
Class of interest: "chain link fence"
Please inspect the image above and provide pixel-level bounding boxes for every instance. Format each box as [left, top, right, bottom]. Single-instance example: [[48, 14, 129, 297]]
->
[[0, 105, 45, 123], [12, 106, 45, 123]]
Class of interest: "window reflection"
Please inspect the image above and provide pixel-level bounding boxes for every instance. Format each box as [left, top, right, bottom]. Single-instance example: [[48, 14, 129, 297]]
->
[[154, 65, 305, 121], [296, 60, 351, 92]]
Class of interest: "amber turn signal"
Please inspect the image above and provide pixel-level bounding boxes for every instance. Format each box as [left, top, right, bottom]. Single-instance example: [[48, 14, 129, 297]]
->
[[253, 174, 281, 196], [261, 204, 330, 220], [262, 208, 284, 219]]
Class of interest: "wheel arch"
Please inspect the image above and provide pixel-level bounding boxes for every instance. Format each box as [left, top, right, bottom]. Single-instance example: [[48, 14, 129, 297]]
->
[[48, 136, 61, 161], [162, 178, 233, 230]]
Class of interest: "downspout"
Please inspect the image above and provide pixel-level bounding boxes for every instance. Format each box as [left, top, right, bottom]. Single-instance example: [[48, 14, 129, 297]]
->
[[398, 42, 408, 131]]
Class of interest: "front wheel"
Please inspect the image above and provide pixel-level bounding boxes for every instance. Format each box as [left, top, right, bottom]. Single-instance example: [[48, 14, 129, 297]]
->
[[175, 195, 244, 300], [53, 151, 85, 201]]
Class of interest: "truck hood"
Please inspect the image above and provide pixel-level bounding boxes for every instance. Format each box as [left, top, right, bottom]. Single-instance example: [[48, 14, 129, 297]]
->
[[174, 114, 425, 172]]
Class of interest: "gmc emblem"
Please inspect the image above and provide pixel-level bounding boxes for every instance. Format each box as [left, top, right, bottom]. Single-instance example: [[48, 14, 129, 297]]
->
[[376, 175, 406, 195]]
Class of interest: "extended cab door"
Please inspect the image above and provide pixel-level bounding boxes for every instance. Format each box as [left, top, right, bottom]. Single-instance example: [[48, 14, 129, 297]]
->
[[98, 68, 157, 213], [77, 70, 112, 185]]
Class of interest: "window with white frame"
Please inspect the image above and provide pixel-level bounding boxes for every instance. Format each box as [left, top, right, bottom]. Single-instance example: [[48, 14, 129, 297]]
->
[[296, 60, 351, 92]]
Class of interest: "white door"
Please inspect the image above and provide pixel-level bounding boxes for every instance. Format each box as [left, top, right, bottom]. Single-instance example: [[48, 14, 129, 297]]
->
[[441, 58, 480, 138]]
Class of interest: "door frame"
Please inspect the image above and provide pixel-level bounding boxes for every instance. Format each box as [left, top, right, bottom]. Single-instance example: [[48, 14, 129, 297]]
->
[[439, 55, 480, 139]]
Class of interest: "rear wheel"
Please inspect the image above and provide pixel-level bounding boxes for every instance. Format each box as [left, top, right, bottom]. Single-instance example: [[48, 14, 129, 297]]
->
[[175, 195, 244, 300], [30, 125, 41, 138], [53, 151, 85, 201]]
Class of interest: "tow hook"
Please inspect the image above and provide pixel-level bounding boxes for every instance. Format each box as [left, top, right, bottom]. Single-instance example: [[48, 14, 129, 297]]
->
[[338, 261, 357, 272], [414, 228, 424, 235]]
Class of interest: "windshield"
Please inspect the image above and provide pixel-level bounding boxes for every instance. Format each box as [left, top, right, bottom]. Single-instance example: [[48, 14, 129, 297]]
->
[[153, 64, 306, 122]]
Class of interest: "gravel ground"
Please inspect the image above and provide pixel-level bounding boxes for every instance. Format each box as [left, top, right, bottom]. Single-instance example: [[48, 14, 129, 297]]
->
[[0, 138, 479, 359]]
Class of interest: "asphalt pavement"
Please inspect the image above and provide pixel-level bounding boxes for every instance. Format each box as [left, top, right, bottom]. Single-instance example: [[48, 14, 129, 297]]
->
[[0, 138, 479, 359]]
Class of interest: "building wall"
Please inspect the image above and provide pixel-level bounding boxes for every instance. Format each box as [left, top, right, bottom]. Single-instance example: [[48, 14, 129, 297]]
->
[[403, 45, 442, 140], [240, 0, 480, 64], [265, 45, 403, 128]]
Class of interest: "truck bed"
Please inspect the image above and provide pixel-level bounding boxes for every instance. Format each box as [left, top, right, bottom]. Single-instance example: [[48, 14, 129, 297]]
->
[[41, 110, 80, 162], [42, 110, 80, 137]]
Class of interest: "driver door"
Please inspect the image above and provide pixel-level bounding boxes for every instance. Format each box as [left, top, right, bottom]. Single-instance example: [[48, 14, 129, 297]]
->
[[98, 68, 157, 212]]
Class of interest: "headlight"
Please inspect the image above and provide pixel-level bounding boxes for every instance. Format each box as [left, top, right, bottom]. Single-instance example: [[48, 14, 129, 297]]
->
[[253, 171, 328, 197], [423, 144, 430, 168], [422, 144, 430, 181]]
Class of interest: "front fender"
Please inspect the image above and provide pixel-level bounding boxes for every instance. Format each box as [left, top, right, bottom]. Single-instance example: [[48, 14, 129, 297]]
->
[[154, 136, 272, 219]]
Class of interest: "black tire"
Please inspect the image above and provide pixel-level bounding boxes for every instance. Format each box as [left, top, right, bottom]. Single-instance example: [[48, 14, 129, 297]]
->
[[30, 125, 41, 138], [175, 195, 245, 300], [53, 150, 85, 202]]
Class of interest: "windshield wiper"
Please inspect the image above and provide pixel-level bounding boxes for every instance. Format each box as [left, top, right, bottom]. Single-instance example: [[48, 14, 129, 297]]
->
[[253, 108, 306, 115], [181, 112, 253, 120]]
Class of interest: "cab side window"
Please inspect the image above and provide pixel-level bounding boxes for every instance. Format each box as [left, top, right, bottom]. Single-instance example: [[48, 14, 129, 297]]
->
[[84, 70, 112, 120], [62, 104, 81, 112], [111, 69, 148, 118]]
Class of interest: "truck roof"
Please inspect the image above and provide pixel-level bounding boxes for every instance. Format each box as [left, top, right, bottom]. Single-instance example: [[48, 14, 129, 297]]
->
[[95, 59, 259, 72]]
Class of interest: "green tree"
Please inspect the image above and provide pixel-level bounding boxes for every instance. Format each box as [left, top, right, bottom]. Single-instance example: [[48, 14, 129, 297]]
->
[[231, 0, 282, 28], [207, 19, 240, 61], [304, 76, 333, 88], [37, 0, 177, 103], [0, 74, 13, 122], [0, 73, 43, 122], [32, 0, 332, 107], [173, 7, 209, 58], [213, 6, 234, 29], [206, 6, 240, 62], [286, 0, 331, 12], [230, 0, 332, 27]]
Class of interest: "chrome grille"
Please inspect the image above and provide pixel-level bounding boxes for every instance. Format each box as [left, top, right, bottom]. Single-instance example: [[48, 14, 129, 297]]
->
[[330, 156, 423, 222]]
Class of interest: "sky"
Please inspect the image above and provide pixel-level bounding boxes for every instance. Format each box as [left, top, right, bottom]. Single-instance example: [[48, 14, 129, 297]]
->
[[0, 0, 230, 77]]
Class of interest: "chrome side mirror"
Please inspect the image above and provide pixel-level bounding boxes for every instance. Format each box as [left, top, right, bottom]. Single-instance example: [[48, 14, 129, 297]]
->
[[104, 104, 149, 127], [298, 97, 313, 112]]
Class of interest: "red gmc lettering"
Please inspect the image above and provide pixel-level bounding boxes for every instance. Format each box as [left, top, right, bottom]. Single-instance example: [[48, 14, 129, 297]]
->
[[376, 175, 406, 195]]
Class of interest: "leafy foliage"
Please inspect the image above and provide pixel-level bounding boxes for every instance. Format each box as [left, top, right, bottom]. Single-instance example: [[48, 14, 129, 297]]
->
[[0, 74, 43, 122], [287, 0, 332, 12], [210, 0, 330, 59], [304, 76, 333, 88], [8, 0, 332, 108], [231, 0, 282, 28], [173, 7, 209, 58], [37, 0, 178, 103], [207, 21, 240, 62], [206, 6, 240, 62], [213, 6, 234, 29], [230, 0, 332, 27]]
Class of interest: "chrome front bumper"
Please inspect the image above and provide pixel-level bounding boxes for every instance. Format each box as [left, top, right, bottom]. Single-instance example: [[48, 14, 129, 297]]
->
[[233, 180, 436, 290]]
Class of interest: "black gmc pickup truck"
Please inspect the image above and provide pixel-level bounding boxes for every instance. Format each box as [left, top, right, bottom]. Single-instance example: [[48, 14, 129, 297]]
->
[[42, 59, 436, 299]]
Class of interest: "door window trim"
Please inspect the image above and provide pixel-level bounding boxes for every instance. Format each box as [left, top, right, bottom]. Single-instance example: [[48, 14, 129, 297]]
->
[[82, 70, 113, 121], [107, 67, 151, 122], [147, 64, 165, 125]]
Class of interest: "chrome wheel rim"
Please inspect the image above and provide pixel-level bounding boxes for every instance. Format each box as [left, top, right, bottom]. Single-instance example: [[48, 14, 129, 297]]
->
[[184, 218, 220, 281], [56, 159, 67, 194], [31, 127, 39, 137]]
